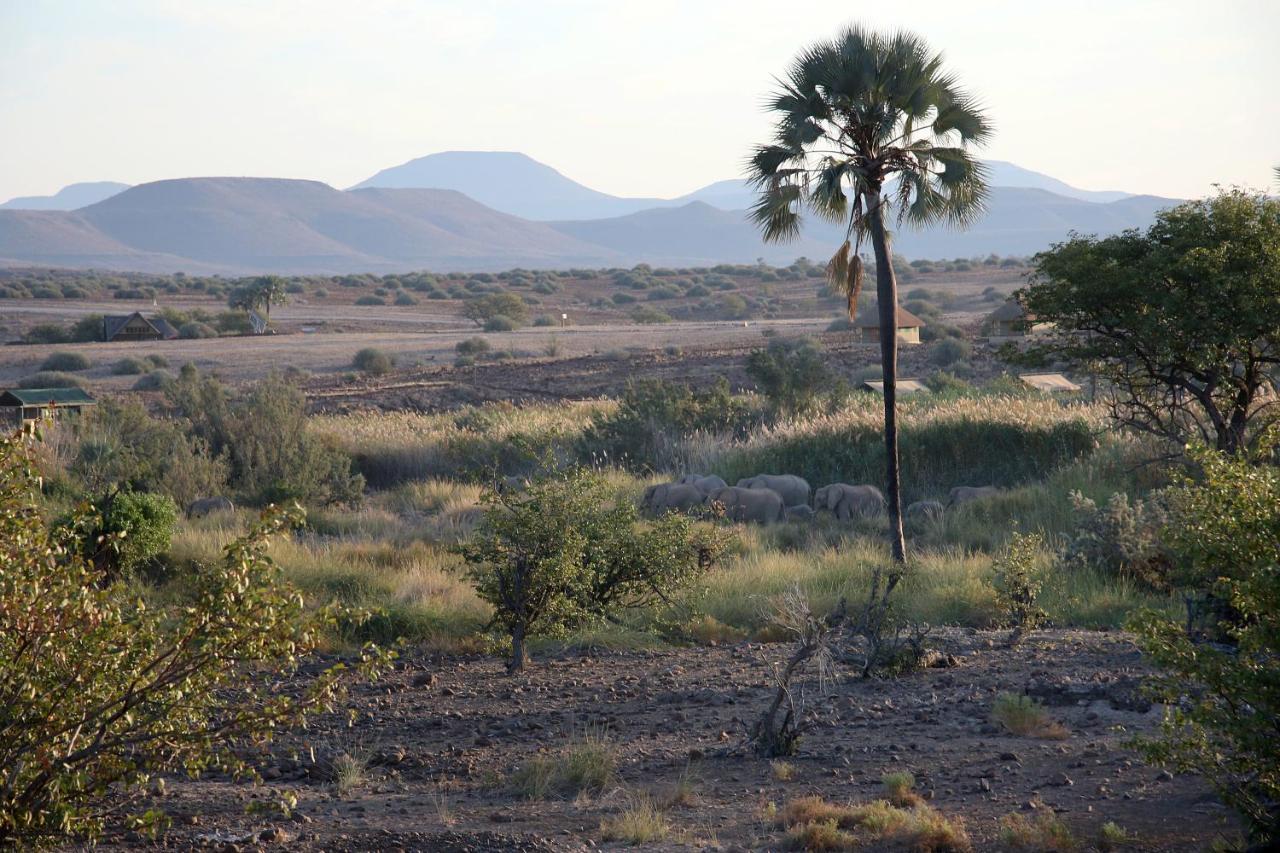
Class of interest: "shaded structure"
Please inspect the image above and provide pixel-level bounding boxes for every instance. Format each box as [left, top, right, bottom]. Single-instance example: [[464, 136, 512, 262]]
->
[[1019, 373, 1082, 393], [0, 387, 96, 429], [861, 378, 930, 395], [854, 306, 925, 344], [986, 300, 1050, 338], [103, 312, 178, 342]]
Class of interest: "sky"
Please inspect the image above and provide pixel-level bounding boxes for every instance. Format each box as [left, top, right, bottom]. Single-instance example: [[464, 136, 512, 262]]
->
[[1, 0, 1277, 203]]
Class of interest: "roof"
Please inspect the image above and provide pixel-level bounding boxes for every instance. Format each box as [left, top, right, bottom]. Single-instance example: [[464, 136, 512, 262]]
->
[[104, 311, 176, 340], [988, 300, 1036, 323], [0, 388, 97, 406], [1019, 373, 1081, 393], [861, 379, 930, 395], [855, 306, 925, 328]]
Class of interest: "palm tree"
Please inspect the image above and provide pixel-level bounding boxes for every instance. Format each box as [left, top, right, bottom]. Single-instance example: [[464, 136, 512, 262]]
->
[[748, 25, 991, 563], [228, 275, 288, 322]]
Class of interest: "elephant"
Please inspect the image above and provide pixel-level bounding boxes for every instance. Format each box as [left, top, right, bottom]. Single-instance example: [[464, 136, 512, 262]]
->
[[736, 474, 811, 508], [705, 485, 785, 524], [784, 504, 816, 522], [678, 473, 728, 496], [906, 500, 945, 523], [642, 482, 704, 515], [947, 486, 1000, 507], [186, 496, 234, 518], [813, 483, 886, 520]]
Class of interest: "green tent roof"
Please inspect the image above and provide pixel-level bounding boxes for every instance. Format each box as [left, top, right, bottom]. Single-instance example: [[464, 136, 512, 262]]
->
[[0, 388, 97, 406]]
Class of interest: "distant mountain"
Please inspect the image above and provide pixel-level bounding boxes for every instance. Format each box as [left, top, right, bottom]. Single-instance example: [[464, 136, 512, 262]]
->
[[0, 177, 617, 273], [352, 151, 666, 220], [0, 181, 131, 210], [983, 161, 1130, 203], [551, 187, 1181, 265]]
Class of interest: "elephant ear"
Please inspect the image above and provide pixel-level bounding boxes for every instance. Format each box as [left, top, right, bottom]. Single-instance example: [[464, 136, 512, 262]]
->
[[827, 487, 844, 511]]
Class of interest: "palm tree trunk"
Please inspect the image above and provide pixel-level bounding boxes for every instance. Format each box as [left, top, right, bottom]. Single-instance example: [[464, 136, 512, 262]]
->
[[865, 189, 907, 564]]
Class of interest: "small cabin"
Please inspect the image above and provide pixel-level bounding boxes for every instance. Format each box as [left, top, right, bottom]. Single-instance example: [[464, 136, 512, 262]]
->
[[1019, 373, 1082, 393], [854, 306, 925, 345], [986, 300, 1050, 338], [860, 378, 930, 396], [0, 387, 97, 430], [103, 312, 178, 343]]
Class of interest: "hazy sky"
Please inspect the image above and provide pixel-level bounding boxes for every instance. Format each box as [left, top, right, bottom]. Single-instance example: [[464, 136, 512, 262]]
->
[[2, 0, 1276, 202]]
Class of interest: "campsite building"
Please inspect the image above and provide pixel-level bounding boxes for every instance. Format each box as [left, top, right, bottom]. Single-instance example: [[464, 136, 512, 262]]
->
[[986, 300, 1049, 338], [854, 306, 925, 344], [1019, 373, 1082, 393], [103, 312, 178, 343], [860, 378, 930, 396], [0, 387, 96, 429]]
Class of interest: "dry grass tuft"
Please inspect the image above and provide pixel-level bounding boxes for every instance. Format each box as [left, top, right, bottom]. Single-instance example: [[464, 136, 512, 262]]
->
[[511, 729, 616, 800], [771, 760, 798, 782], [882, 770, 923, 807], [600, 793, 670, 845], [778, 795, 971, 852], [999, 812, 1080, 851], [992, 693, 1070, 740]]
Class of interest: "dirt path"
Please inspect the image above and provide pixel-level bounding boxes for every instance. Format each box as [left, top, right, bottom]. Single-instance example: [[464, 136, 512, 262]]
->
[[97, 630, 1234, 851]]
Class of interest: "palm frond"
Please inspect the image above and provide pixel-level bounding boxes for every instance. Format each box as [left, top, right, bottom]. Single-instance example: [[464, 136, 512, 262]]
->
[[749, 180, 804, 242]]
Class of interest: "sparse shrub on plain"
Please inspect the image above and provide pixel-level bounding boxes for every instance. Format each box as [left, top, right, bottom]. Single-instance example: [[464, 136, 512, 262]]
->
[[40, 351, 91, 372], [457, 467, 722, 671], [992, 531, 1048, 643], [991, 693, 1068, 739], [178, 321, 217, 339], [929, 337, 971, 366], [600, 794, 670, 844], [511, 729, 617, 798], [353, 347, 395, 376], [483, 314, 517, 332], [463, 292, 528, 327], [111, 356, 149, 375], [132, 369, 174, 391], [999, 812, 1079, 851], [455, 336, 490, 355]]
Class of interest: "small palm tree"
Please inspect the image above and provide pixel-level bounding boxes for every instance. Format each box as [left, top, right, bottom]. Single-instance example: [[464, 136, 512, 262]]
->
[[228, 275, 288, 322], [748, 25, 992, 563]]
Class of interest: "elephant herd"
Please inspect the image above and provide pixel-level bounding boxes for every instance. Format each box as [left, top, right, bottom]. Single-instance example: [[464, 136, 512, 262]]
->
[[641, 474, 1000, 525]]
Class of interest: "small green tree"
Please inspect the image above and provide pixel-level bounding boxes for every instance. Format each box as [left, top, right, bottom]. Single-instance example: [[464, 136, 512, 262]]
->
[[991, 531, 1047, 645], [82, 490, 178, 580], [462, 292, 528, 328], [1130, 443, 1280, 843], [228, 275, 288, 322], [0, 434, 388, 845], [745, 337, 833, 417], [457, 468, 721, 672]]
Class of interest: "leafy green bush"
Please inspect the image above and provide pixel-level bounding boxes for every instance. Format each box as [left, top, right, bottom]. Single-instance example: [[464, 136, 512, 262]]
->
[[132, 369, 174, 391], [0, 436, 388, 845], [463, 292, 527, 327], [86, 490, 178, 580], [40, 351, 92, 372], [580, 379, 754, 471], [457, 467, 723, 671], [353, 347, 394, 376], [992, 531, 1047, 642], [745, 337, 833, 417], [929, 337, 971, 366], [17, 371, 86, 389], [629, 305, 672, 324], [22, 323, 70, 345], [354, 295, 385, 306], [1131, 445, 1280, 843]]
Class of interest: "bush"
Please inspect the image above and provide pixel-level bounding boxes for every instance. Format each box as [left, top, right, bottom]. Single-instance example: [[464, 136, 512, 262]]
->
[[178, 321, 217, 339], [17, 371, 86, 389], [745, 337, 833, 417], [929, 337, 971, 366], [70, 314, 105, 342], [630, 306, 672, 324], [463, 292, 528, 327], [532, 315, 555, 327], [22, 323, 70, 345], [39, 351, 91, 372], [0, 440, 386, 845], [87, 490, 178, 580], [457, 467, 722, 671], [353, 347, 395, 376], [456, 336, 490, 356], [354, 295, 386, 306], [992, 531, 1047, 641], [483, 315, 516, 332], [111, 357, 148, 375], [1131, 445, 1280, 843], [166, 370, 363, 506], [132, 369, 174, 391], [580, 379, 754, 471], [1064, 491, 1171, 590]]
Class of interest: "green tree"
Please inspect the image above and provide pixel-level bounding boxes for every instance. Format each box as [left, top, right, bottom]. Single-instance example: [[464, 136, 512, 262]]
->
[[80, 490, 178, 581], [1130, 443, 1280, 844], [745, 337, 833, 417], [457, 468, 721, 672], [228, 275, 288, 322], [0, 434, 388, 844], [747, 25, 991, 563], [1014, 190, 1280, 456], [461, 292, 529, 328]]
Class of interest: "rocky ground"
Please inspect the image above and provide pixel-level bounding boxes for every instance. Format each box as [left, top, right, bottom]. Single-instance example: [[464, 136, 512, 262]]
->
[[93, 630, 1236, 852]]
